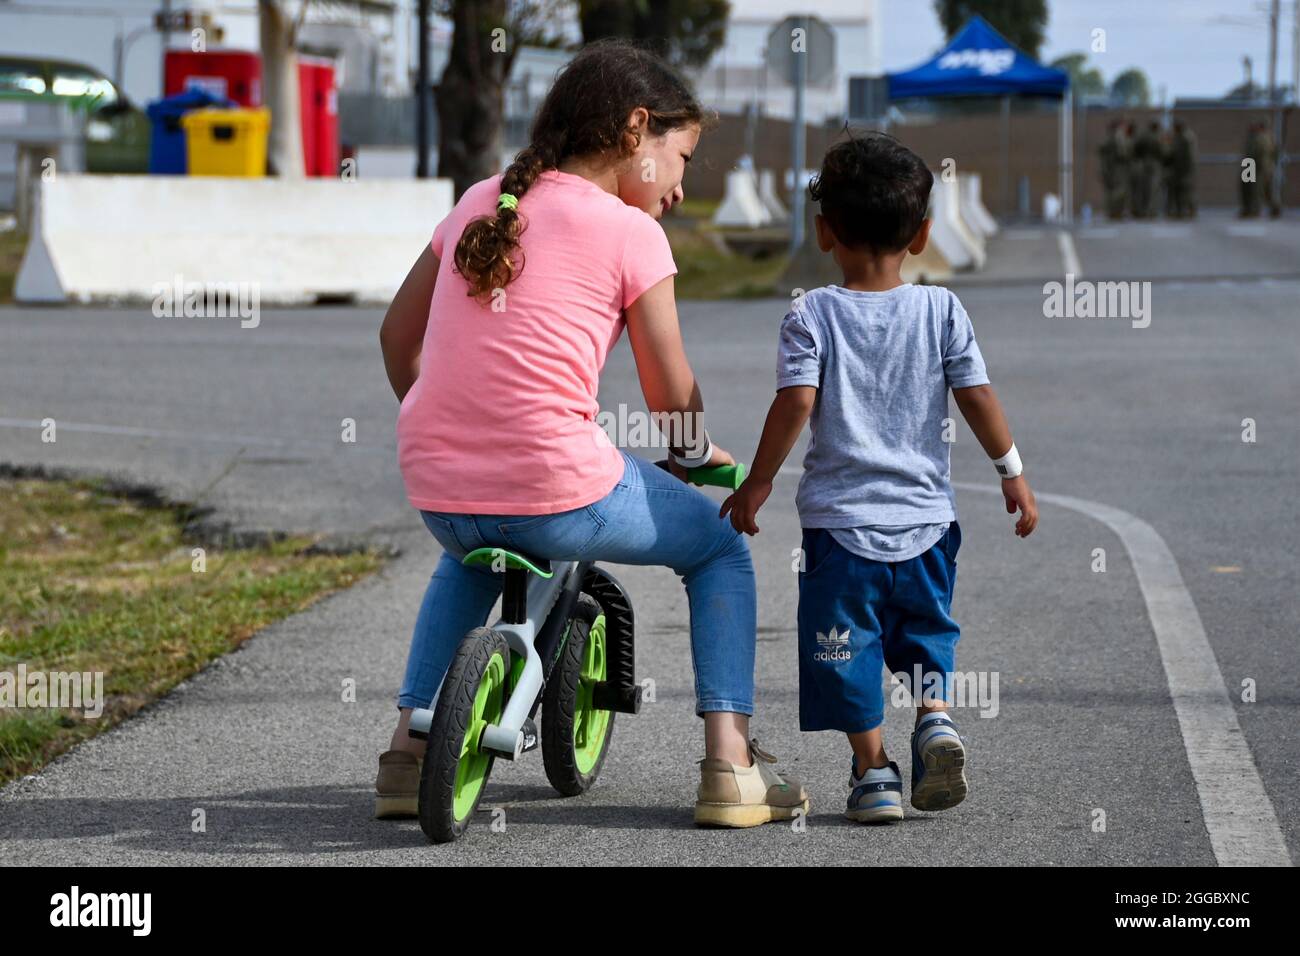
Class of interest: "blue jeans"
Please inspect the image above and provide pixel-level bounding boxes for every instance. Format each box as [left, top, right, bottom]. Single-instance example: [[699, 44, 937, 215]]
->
[[397, 450, 756, 716]]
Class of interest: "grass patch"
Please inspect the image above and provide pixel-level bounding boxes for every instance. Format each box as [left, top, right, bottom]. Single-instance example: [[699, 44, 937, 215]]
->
[[0, 229, 27, 304], [670, 197, 720, 222], [0, 475, 383, 785], [665, 221, 789, 300]]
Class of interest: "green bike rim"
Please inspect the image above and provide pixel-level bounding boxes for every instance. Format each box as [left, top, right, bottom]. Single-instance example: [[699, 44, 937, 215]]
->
[[573, 613, 611, 774], [452, 651, 506, 822]]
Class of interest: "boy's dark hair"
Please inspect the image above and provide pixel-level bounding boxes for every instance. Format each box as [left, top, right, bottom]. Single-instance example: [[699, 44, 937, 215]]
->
[[455, 39, 709, 299], [808, 132, 933, 253]]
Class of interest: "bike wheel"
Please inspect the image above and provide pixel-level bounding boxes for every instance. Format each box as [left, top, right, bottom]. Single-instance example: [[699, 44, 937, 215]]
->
[[542, 593, 615, 796], [420, 627, 510, 843]]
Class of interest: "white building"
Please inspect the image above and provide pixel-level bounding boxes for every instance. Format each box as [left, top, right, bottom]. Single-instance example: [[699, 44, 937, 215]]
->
[[690, 0, 883, 121], [0, 0, 411, 103]]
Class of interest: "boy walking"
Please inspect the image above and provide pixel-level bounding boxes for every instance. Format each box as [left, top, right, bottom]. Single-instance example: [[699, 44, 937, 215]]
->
[[721, 133, 1037, 822]]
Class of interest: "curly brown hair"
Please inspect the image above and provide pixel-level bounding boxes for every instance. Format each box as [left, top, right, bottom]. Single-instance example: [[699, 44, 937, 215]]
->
[[809, 132, 934, 253], [453, 38, 708, 299]]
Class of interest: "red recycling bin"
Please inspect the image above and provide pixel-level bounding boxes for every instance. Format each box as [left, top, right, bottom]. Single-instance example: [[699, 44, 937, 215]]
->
[[298, 58, 339, 177], [165, 49, 262, 107]]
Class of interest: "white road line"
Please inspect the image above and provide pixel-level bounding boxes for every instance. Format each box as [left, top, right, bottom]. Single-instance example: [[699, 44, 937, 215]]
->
[[1057, 229, 1082, 278], [0, 417, 394, 457], [775, 464, 1290, 866], [972, 485, 1290, 867]]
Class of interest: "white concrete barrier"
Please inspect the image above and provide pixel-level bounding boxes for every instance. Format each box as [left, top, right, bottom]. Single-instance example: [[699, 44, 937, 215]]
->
[[959, 172, 998, 238], [757, 169, 788, 224], [901, 241, 954, 285], [712, 169, 771, 228], [927, 175, 985, 272], [15, 174, 455, 305]]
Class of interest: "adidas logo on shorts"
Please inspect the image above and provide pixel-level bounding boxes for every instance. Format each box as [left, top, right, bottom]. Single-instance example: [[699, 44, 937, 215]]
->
[[814, 626, 852, 662]]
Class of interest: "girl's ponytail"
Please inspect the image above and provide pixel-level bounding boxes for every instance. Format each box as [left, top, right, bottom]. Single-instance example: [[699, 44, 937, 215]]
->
[[454, 133, 562, 299], [451, 39, 706, 301]]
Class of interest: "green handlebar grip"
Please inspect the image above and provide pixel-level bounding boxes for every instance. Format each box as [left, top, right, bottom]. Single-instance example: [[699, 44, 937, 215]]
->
[[687, 463, 746, 490]]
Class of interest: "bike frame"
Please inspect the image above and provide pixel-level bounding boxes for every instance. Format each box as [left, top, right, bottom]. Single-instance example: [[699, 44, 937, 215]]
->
[[408, 558, 642, 758], [407, 559, 583, 759]]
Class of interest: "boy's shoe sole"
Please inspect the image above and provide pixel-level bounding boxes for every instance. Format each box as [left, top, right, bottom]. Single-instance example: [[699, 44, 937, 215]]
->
[[844, 804, 904, 824], [910, 737, 967, 812], [694, 798, 811, 828]]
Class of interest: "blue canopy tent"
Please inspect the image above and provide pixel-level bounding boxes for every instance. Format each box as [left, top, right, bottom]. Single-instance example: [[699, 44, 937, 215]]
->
[[887, 15, 1073, 222]]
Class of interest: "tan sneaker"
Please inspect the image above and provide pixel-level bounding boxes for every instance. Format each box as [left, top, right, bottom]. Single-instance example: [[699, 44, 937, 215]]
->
[[374, 750, 423, 819], [695, 739, 810, 827]]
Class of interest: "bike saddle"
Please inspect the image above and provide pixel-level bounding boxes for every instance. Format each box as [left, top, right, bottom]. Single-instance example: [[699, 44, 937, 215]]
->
[[461, 546, 554, 579]]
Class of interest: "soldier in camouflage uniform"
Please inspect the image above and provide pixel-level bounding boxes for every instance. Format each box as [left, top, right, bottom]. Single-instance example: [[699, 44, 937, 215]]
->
[[1165, 121, 1197, 219], [1099, 119, 1131, 219], [1130, 121, 1163, 219], [1240, 122, 1280, 219]]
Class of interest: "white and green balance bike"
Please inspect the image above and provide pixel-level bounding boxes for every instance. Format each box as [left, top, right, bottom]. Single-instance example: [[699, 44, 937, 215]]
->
[[407, 461, 745, 842]]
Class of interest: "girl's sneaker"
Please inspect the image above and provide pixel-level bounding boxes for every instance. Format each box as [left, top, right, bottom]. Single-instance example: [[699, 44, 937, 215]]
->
[[695, 739, 810, 827], [910, 712, 968, 811], [845, 758, 904, 823]]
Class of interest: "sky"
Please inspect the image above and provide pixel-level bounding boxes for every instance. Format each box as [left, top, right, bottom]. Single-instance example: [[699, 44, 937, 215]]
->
[[879, 0, 1295, 101]]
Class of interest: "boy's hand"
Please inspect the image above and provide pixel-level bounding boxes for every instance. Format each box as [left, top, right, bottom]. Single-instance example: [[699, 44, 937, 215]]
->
[[719, 477, 772, 535], [1002, 475, 1038, 537]]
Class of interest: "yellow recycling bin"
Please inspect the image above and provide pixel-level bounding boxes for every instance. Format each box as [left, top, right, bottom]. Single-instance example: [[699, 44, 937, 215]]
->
[[181, 107, 270, 177]]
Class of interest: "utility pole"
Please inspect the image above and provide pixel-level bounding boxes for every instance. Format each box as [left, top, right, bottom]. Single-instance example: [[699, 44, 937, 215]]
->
[[416, 0, 430, 178], [789, 15, 807, 254], [1268, 0, 1283, 210], [1292, 0, 1299, 103], [160, 0, 172, 95], [1268, 0, 1280, 103]]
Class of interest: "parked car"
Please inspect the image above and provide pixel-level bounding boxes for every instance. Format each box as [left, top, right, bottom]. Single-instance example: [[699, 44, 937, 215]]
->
[[0, 55, 149, 186]]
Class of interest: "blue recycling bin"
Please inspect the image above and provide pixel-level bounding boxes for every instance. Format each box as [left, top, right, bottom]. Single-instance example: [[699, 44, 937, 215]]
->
[[146, 89, 231, 174]]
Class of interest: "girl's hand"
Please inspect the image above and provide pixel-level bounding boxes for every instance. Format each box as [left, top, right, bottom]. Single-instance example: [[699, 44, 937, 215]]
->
[[719, 476, 772, 536], [704, 444, 735, 468], [1002, 475, 1038, 537], [667, 443, 734, 482]]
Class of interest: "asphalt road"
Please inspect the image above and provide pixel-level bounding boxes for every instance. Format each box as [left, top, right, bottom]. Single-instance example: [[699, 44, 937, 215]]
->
[[1, 213, 1296, 865]]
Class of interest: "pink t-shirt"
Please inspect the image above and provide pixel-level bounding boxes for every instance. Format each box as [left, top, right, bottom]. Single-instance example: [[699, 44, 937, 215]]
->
[[397, 170, 677, 514]]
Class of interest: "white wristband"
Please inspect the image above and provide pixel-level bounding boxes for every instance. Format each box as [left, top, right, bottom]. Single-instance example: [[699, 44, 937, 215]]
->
[[993, 443, 1023, 479], [671, 431, 712, 469]]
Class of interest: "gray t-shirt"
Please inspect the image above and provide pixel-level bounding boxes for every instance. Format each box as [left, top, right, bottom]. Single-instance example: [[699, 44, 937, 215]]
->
[[828, 522, 949, 564], [776, 283, 990, 536]]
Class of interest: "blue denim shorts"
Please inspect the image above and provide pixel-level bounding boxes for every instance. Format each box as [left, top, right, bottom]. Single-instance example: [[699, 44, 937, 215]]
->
[[796, 521, 962, 733]]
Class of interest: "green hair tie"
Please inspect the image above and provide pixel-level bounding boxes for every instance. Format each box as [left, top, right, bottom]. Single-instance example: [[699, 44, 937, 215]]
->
[[497, 192, 519, 211]]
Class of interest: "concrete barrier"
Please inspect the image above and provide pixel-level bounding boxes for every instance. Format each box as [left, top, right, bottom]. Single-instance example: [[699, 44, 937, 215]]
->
[[959, 172, 998, 238], [712, 169, 771, 228], [901, 241, 954, 285], [757, 169, 789, 224], [15, 174, 455, 305], [927, 175, 986, 271]]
